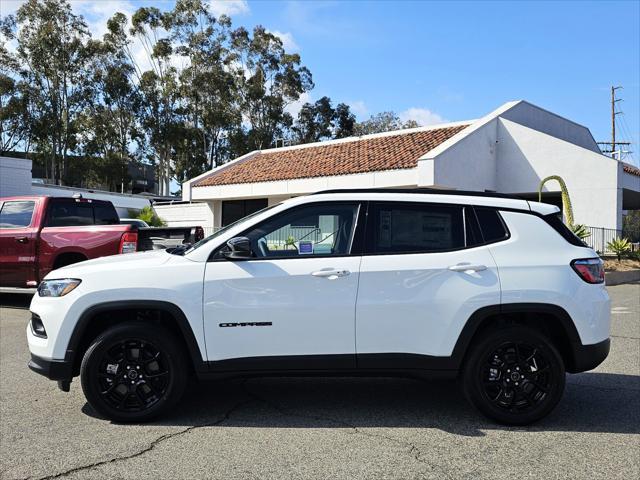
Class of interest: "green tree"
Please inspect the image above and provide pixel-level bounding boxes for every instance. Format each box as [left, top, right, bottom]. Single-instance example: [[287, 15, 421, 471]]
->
[[354, 111, 419, 135], [230, 25, 314, 152], [7, 0, 94, 184]]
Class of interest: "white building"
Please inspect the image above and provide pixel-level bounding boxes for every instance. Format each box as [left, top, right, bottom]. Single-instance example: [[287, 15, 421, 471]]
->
[[182, 100, 639, 231]]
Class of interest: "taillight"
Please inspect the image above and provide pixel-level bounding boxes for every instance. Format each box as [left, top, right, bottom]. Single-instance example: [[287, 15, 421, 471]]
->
[[571, 258, 605, 284], [119, 232, 138, 254]]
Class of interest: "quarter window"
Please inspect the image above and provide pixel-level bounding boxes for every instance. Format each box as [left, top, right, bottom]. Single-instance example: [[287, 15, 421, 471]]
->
[[369, 203, 465, 254], [0, 201, 35, 228], [475, 207, 509, 243], [240, 203, 360, 258]]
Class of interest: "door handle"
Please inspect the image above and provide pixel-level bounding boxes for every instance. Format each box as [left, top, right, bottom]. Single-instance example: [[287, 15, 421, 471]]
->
[[448, 264, 487, 273], [311, 269, 351, 279], [15, 237, 29, 244]]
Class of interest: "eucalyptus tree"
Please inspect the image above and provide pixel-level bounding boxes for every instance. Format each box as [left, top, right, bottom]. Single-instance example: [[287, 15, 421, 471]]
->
[[128, 6, 183, 196], [7, 0, 94, 184], [78, 15, 143, 192], [292, 96, 356, 144], [230, 25, 314, 152], [170, 0, 239, 177]]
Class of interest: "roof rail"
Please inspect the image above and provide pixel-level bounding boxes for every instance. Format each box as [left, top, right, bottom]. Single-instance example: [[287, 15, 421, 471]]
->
[[311, 188, 525, 200]]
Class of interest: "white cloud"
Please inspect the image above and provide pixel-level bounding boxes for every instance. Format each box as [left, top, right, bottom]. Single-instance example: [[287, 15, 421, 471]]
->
[[399, 107, 447, 126], [267, 29, 299, 52], [285, 91, 311, 118], [348, 100, 368, 118], [206, 0, 249, 18]]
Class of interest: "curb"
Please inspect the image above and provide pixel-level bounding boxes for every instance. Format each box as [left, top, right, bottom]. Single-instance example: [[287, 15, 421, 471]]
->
[[605, 270, 640, 286]]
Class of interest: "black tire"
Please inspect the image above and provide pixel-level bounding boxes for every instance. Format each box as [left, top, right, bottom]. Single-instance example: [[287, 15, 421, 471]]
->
[[461, 325, 565, 425], [80, 322, 188, 423]]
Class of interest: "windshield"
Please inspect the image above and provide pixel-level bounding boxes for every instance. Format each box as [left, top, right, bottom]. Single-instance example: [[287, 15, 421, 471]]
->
[[183, 204, 279, 254]]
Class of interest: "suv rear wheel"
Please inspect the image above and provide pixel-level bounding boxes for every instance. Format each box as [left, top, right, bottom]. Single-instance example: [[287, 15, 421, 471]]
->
[[80, 322, 188, 422], [461, 325, 565, 425]]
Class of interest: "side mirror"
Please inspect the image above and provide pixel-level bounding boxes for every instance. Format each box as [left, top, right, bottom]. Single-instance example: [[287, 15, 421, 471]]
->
[[223, 236, 253, 260]]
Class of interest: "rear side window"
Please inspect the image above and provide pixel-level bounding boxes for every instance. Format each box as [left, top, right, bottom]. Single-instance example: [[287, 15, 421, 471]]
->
[[0, 201, 35, 228], [46, 200, 94, 227], [368, 203, 465, 254], [93, 203, 119, 225], [475, 207, 509, 243], [543, 213, 586, 247]]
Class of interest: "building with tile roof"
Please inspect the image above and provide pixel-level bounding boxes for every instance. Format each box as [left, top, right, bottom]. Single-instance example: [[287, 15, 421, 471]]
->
[[181, 100, 640, 231]]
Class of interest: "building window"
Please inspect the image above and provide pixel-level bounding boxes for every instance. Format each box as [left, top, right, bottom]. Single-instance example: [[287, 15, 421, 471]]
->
[[221, 199, 268, 226]]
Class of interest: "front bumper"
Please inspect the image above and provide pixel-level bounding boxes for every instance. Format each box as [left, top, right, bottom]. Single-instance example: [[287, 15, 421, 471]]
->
[[28, 353, 73, 381], [568, 338, 610, 373]]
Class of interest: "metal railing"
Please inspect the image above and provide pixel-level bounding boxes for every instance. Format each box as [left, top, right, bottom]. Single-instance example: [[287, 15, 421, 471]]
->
[[583, 226, 640, 254]]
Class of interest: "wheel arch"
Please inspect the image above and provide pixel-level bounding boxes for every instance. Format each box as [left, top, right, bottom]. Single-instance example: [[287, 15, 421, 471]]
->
[[66, 300, 207, 378], [452, 303, 583, 373], [53, 251, 89, 269]]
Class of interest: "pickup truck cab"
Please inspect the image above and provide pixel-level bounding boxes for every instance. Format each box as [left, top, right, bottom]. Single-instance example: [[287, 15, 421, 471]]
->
[[26, 190, 610, 425], [0, 195, 137, 289]]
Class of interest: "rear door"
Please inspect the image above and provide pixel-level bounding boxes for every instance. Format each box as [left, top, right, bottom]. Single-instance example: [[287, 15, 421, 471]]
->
[[0, 199, 38, 287], [355, 201, 501, 368]]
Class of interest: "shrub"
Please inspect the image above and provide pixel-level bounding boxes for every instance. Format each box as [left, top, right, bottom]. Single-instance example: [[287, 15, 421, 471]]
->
[[606, 237, 631, 261], [136, 206, 167, 227], [571, 224, 591, 240]]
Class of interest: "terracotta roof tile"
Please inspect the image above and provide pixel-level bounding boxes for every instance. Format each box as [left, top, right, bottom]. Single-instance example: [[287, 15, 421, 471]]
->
[[623, 163, 640, 177], [194, 125, 468, 187]]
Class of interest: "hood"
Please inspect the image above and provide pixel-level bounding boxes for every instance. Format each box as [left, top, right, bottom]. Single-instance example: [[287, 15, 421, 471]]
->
[[46, 250, 174, 279]]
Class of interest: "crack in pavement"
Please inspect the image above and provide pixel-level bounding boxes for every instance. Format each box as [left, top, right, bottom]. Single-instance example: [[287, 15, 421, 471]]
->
[[19, 397, 253, 480], [241, 382, 454, 480]]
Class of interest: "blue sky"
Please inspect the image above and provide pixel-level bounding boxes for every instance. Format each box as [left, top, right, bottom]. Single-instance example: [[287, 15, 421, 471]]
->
[[3, 0, 639, 166]]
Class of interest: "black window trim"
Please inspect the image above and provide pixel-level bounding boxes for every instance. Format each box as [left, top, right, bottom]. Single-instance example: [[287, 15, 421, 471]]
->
[[43, 198, 116, 228], [360, 201, 513, 257], [209, 200, 367, 262]]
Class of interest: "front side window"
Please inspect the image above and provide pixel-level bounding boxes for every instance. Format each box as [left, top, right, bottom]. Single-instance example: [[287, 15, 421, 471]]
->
[[0, 201, 35, 228], [240, 203, 360, 258], [368, 202, 465, 254]]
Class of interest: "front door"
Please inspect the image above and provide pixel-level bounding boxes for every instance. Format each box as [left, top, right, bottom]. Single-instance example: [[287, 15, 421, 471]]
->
[[0, 199, 38, 287], [203, 202, 362, 371]]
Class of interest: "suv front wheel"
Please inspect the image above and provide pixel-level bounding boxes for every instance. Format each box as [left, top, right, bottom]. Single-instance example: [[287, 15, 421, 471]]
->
[[462, 325, 566, 425], [80, 322, 188, 422]]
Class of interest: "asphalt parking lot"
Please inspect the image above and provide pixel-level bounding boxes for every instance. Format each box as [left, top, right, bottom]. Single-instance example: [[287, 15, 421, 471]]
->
[[1, 285, 638, 480]]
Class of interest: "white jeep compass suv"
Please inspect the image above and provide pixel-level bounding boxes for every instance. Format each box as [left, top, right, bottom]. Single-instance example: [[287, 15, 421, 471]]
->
[[27, 189, 610, 425]]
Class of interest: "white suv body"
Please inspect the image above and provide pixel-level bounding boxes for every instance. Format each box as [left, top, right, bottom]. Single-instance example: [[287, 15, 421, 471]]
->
[[27, 190, 610, 424]]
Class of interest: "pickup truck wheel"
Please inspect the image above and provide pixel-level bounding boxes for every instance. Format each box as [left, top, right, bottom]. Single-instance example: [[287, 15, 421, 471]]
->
[[461, 326, 565, 425], [80, 323, 188, 423]]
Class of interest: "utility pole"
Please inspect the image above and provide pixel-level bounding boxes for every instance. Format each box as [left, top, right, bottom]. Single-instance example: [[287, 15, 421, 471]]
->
[[598, 85, 630, 160]]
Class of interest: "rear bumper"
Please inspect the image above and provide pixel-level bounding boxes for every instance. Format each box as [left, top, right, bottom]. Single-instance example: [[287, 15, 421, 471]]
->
[[569, 338, 610, 373], [28, 354, 73, 381]]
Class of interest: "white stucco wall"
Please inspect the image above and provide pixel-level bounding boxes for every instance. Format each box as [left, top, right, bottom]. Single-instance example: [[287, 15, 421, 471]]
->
[[425, 118, 498, 191], [500, 101, 600, 153], [496, 118, 622, 229], [0, 156, 32, 197], [154, 202, 214, 229]]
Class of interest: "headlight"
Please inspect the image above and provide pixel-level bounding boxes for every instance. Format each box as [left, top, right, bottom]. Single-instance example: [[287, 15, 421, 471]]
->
[[37, 279, 82, 297]]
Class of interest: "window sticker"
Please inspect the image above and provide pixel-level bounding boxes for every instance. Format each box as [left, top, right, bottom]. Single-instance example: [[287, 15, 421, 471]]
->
[[299, 241, 314, 254]]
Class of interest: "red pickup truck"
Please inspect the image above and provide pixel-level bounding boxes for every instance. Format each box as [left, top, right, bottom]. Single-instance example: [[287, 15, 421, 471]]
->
[[0, 195, 203, 290]]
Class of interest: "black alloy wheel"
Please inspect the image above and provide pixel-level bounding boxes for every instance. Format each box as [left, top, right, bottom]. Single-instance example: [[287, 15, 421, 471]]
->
[[81, 323, 188, 422], [462, 326, 565, 425]]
